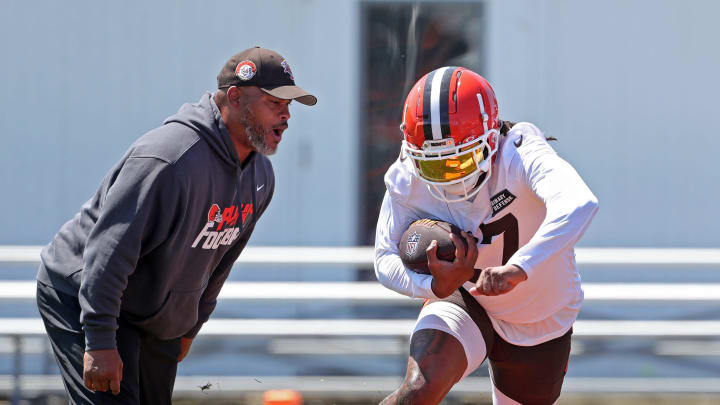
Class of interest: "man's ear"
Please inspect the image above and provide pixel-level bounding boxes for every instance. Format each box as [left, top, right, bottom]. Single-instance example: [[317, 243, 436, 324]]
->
[[226, 86, 243, 107]]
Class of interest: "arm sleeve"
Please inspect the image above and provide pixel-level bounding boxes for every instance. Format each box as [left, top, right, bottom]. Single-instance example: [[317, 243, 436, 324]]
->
[[374, 192, 440, 300], [506, 147, 599, 277], [183, 179, 275, 338], [80, 157, 182, 350]]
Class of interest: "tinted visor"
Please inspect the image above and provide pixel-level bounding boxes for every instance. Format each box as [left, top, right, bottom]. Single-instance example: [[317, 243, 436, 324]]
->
[[416, 148, 485, 183]]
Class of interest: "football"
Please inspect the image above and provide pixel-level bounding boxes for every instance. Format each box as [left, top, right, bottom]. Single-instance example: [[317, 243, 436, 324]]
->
[[398, 219, 467, 274]]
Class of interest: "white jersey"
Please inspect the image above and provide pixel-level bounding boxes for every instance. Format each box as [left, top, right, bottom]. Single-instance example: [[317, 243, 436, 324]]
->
[[374, 122, 598, 346]]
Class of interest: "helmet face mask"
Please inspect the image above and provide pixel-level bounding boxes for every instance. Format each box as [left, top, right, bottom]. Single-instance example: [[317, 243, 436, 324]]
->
[[403, 128, 499, 203], [400, 67, 500, 203]]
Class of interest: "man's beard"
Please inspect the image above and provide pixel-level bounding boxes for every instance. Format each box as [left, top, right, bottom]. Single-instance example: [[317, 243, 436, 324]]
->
[[240, 104, 277, 156]]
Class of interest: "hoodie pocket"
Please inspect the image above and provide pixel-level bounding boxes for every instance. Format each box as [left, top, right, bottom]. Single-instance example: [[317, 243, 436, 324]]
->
[[130, 286, 204, 339]]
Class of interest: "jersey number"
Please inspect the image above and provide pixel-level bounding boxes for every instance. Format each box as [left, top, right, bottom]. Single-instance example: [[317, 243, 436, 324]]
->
[[478, 214, 519, 265]]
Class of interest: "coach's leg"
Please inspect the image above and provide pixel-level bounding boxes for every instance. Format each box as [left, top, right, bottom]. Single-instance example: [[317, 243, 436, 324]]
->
[[138, 333, 182, 405], [37, 282, 92, 404], [380, 300, 488, 405], [37, 282, 142, 404]]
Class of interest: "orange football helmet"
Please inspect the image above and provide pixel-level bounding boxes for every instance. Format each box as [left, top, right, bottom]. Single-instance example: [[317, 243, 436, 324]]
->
[[401, 67, 500, 202]]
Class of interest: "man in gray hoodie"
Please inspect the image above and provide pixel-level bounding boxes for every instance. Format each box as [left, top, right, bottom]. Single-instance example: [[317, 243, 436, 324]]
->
[[36, 47, 316, 404]]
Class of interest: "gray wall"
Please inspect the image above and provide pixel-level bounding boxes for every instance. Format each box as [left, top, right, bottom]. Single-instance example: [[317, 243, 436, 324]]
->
[[488, 0, 720, 247], [1, 0, 718, 248], [0, 0, 359, 246]]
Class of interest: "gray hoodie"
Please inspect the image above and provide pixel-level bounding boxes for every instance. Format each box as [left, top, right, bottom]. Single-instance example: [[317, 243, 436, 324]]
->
[[37, 93, 274, 350]]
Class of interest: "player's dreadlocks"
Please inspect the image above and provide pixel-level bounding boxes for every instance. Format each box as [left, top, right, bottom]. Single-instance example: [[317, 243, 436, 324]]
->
[[500, 120, 516, 136], [500, 120, 557, 141]]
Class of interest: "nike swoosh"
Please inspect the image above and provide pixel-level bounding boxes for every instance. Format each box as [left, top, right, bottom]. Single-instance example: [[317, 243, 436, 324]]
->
[[514, 135, 523, 148], [256, 184, 265, 191]]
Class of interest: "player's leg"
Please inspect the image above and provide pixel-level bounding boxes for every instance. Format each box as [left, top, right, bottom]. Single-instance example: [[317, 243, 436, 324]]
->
[[488, 329, 572, 405], [380, 298, 490, 405], [380, 328, 465, 405], [138, 333, 182, 405], [36, 281, 142, 404], [490, 385, 559, 405]]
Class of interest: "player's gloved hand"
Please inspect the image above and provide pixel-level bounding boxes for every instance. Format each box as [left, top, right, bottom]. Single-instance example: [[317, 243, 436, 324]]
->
[[83, 348, 123, 395], [469, 264, 528, 296], [178, 336, 193, 362], [428, 231, 478, 298]]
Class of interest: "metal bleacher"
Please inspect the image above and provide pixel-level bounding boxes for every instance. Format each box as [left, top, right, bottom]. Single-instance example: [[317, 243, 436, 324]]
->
[[1, 246, 720, 403]]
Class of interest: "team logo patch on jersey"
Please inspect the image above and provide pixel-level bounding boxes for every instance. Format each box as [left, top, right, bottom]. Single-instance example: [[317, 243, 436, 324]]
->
[[406, 231, 421, 257], [490, 189, 516, 217], [235, 60, 257, 81], [192, 202, 254, 250]]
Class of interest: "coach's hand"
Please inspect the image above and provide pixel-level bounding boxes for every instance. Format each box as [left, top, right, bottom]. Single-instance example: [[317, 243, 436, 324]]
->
[[428, 231, 478, 299], [469, 264, 527, 296], [83, 349, 123, 395], [178, 337, 193, 362]]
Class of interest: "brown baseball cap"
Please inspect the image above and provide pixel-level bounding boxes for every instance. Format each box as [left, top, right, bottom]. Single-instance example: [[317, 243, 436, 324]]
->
[[217, 47, 317, 106]]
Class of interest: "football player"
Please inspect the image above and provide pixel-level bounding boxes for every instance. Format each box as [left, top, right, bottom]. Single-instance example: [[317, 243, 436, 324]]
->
[[374, 67, 598, 404]]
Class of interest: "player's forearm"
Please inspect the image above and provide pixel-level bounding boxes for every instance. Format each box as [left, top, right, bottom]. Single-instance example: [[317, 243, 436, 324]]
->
[[515, 149, 599, 275], [375, 250, 438, 299], [510, 195, 598, 275]]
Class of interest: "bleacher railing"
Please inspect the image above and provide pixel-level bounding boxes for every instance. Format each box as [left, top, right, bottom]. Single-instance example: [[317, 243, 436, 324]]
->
[[1, 246, 720, 403]]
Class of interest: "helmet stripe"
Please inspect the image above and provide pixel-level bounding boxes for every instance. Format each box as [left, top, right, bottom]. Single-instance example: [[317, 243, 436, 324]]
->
[[421, 69, 437, 141], [429, 66, 449, 140], [476, 91, 487, 133], [485, 81, 498, 129], [438, 67, 457, 139]]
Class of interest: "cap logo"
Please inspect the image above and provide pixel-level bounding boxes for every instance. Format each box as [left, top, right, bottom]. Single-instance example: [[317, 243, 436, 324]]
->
[[235, 60, 257, 81], [281, 59, 294, 80]]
